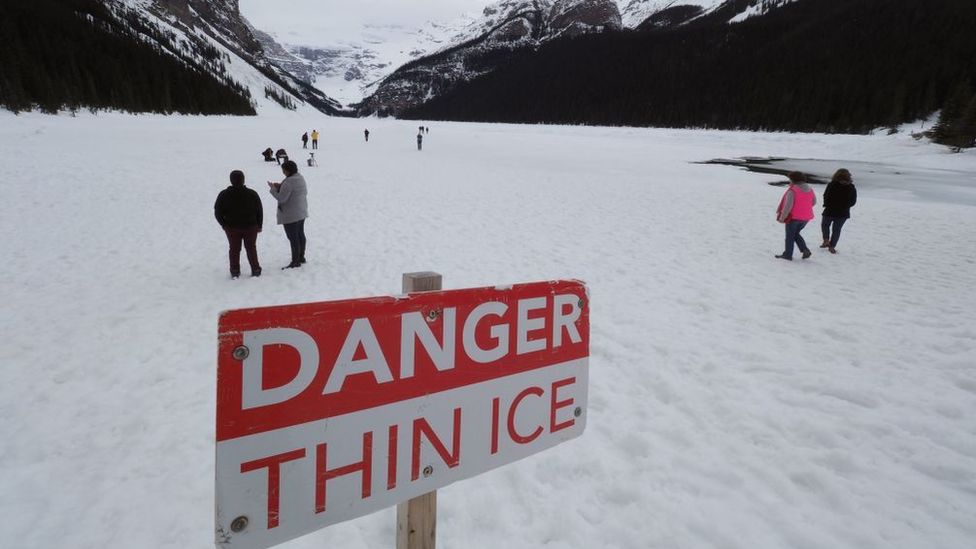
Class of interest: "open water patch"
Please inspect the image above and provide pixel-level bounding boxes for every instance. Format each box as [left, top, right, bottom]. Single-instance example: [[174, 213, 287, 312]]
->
[[699, 157, 976, 206], [699, 158, 831, 186]]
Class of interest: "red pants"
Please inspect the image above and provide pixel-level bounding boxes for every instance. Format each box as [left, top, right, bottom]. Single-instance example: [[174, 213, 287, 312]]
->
[[224, 227, 261, 276]]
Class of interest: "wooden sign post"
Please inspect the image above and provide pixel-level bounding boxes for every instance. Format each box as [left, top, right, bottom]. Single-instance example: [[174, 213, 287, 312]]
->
[[397, 272, 442, 549]]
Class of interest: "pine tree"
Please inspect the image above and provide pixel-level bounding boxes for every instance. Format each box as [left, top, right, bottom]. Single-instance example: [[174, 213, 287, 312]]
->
[[933, 82, 972, 145], [886, 83, 908, 133], [920, 81, 939, 121], [949, 93, 976, 150]]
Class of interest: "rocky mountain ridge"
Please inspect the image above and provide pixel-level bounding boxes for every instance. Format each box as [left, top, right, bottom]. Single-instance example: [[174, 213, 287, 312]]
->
[[355, 0, 622, 115], [356, 0, 797, 116], [619, 0, 722, 27], [125, 0, 343, 113], [242, 0, 792, 110], [248, 0, 634, 108]]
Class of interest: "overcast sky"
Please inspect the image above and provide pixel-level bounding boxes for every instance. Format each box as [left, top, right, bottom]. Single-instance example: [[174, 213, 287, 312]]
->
[[240, 0, 493, 45]]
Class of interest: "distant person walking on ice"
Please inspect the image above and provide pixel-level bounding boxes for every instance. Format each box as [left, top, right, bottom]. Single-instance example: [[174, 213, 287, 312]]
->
[[268, 160, 309, 269], [301, 132, 309, 149], [311, 129, 319, 150], [820, 168, 857, 254], [417, 131, 423, 151], [214, 170, 263, 279], [364, 129, 370, 142], [775, 171, 817, 261]]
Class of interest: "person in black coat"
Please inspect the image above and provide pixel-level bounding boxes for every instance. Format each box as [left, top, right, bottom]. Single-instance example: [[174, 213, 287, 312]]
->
[[215, 170, 263, 278], [820, 168, 858, 254]]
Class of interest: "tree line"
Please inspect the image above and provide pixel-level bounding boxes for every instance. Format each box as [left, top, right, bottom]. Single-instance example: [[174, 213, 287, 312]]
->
[[933, 82, 976, 150], [0, 0, 255, 115], [404, 0, 976, 149]]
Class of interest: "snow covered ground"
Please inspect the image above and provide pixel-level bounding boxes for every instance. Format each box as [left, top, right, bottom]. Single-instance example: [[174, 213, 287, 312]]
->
[[2, 112, 975, 549]]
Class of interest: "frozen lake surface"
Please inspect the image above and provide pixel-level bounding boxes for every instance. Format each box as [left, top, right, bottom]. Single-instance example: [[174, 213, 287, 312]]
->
[[2, 113, 976, 549]]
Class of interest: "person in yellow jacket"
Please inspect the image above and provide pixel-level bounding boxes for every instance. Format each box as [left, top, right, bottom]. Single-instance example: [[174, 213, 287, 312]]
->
[[311, 129, 319, 150]]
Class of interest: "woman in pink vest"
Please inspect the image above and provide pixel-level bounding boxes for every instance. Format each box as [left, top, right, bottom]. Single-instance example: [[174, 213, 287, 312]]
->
[[775, 171, 817, 261]]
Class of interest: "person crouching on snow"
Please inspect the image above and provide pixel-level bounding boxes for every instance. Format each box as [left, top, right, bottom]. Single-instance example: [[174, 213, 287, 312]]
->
[[214, 170, 263, 279], [775, 171, 817, 261], [268, 160, 309, 269]]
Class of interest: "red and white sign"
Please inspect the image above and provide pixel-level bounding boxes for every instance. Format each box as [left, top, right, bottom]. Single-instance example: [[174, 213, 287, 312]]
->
[[215, 280, 589, 549]]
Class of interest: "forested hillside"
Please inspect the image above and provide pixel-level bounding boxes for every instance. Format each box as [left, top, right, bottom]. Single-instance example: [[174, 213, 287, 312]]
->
[[0, 0, 255, 115], [405, 0, 976, 146]]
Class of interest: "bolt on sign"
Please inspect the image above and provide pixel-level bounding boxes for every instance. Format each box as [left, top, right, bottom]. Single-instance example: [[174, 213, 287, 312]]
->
[[215, 280, 590, 549]]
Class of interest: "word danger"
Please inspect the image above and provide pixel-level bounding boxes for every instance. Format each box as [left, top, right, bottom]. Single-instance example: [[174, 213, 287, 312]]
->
[[241, 291, 582, 408], [216, 281, 589, 549]]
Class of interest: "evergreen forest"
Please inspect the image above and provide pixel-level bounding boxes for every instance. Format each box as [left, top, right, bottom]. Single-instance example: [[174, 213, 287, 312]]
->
[[0, 0, 256, 115], [404, 0, 976, 149]]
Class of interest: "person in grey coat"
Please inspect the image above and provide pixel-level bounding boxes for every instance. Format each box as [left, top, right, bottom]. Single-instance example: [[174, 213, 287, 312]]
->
[[267, 160, 308, 269]]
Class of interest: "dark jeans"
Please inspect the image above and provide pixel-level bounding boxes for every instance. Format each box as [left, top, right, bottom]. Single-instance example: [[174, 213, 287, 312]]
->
[[283, 219, 306, 264], [224, 227, 260, 275], [821, 216, 848, 248], [302, 141, 308, 149], [312, 140, 318, 150], [783, 220, 810, 259]]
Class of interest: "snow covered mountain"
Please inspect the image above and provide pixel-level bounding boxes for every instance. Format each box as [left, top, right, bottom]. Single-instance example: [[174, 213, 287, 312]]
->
[[638, 0, 799, 28], [619, 0, 722, 28], [243, 0, 629, 109], [436, 0, 624, 48], [355, 0, 622, 115], [244, 18, 467, 108], [725, 0, 798, 23], [240, 0, 797, 111], [356, 0, 802, 115], [116, 0, 343, 114]]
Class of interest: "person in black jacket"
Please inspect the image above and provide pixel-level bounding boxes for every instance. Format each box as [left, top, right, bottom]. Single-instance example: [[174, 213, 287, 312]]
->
[[820, 168, 858, 254], [275, 148, 289, 165], [215, 170, 263, 278]]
